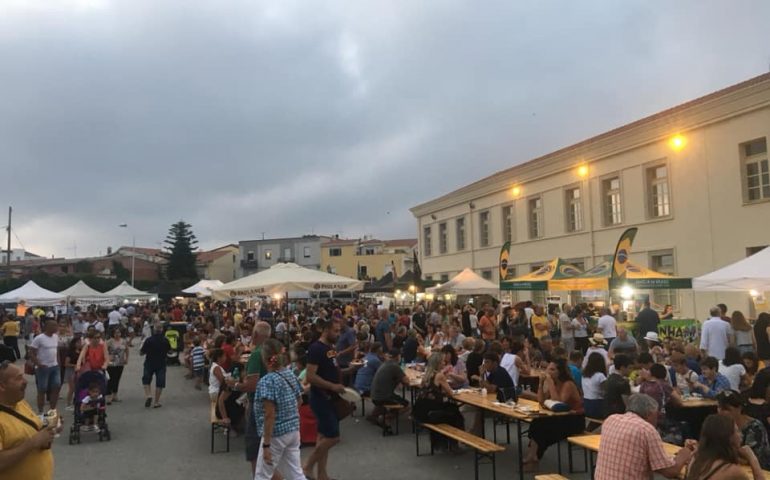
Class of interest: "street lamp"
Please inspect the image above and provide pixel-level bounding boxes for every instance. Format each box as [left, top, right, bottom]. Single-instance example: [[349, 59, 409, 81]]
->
[[118, 224, 135, 287], [511, 186, 521, 197], [669, 134, 686, 151], [409, 284, 416, 305]]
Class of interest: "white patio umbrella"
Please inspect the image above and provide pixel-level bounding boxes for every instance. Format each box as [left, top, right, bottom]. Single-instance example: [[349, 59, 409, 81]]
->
[[693, 247, 770, 292], [212, 262, 364, 300], [182, 279, 225, 297], [426, 268, 500, 296], [0, 280, 66, 306]]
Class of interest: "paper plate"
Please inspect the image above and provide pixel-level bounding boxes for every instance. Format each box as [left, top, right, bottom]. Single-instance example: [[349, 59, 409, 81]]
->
[[339, 387, 362, 404]]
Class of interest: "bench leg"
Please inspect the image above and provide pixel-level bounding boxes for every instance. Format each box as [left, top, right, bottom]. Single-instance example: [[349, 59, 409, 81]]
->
[[226, 426, 230, 453], [557, 440, 562, 474], [210, 424, 214, 454], [415, 425, 420, 456], [516, 420, 524, 479], [474, 451, 479, 480], [492, 453, 497, 480]]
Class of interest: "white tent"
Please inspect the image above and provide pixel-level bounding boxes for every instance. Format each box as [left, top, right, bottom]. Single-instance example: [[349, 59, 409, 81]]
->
[[59, 280, 114, 306], [182, 279, 225, 297], [212, 263, 365, 300], [693, 247, 770, 292], [0, 281, 66, 306], [104, 281, 154, 300], [426, 268, 500, 296]]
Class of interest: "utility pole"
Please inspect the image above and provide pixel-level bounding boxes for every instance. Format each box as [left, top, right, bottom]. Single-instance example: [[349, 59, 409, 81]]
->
[[6, 207, 11, 273]]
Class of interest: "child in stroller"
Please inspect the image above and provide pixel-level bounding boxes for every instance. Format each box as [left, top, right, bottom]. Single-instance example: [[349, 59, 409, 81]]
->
[[69, 370, 111, 444]]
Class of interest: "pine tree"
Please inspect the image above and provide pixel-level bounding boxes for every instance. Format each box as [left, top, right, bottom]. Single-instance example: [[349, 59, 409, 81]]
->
[[162, 220, 199, 281]]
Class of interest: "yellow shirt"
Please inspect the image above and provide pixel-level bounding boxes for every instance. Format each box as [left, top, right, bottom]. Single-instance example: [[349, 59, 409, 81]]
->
[[0, 400, 54, 480], [1, 321, 20, 337], [531, 314, 549, 339]]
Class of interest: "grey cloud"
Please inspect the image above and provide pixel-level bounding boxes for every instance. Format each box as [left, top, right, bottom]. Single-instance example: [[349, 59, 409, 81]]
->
[[2, 0, 769, 258]]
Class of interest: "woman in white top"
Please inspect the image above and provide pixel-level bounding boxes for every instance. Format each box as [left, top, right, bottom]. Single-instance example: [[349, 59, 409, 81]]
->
[[581, 352, 607, 419], [209, 348, 234, 424], [572, 308, 589, 354], [718, 347, 747, 391]]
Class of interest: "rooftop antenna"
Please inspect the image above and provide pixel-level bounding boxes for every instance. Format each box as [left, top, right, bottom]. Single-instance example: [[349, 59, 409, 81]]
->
[[5, 207, 11, 272]]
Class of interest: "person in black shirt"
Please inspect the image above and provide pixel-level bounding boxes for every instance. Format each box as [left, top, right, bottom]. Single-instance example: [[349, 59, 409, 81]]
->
[[465, 339, 485, 387], [140, 325, 171, 408], [401, 330, 419, 363], [304, 318, 345, 480], [411, 307, 427, 337], [478, 352, 514, 392], [605, 354, 632, 416], [635, 300, 660, 340]]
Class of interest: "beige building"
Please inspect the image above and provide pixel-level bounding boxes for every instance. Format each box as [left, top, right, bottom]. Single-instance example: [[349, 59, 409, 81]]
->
[[196, 244, 239, 282], [410, 73, 770, 318], [321, 237, 417, 280]]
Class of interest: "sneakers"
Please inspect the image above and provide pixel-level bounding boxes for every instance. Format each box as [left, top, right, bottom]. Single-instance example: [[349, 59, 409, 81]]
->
[[65, 405, 74, 411]]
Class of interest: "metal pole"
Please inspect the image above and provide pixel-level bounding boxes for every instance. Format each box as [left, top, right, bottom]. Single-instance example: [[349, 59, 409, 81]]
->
[[6, 206, 11, 272], [131, 235, 136, 287]]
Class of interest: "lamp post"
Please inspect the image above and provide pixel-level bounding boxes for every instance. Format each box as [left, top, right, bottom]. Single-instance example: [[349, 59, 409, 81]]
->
[[118, 224, 135, 287], [409, 284, 416, 305]]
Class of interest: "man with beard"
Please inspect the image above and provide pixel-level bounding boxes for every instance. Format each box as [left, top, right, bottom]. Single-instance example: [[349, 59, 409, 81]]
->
[[303, 318, 346, 480]]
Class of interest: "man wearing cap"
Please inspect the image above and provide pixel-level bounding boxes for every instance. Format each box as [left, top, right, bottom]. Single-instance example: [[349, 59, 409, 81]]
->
[[582, 333, 609, 368]]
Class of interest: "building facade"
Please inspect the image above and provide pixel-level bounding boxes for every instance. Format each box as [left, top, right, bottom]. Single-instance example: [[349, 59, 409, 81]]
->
[[237, 235, 330, 277], [411, 73, 770, 318], [320, 237, 417, 280], [196, 244, 239, 282]]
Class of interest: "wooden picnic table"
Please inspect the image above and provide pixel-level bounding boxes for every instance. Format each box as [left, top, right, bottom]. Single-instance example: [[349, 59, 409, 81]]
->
[[453, 391, 578, 478], [568, 434, 770, 479], [678, 397, 718, 408]]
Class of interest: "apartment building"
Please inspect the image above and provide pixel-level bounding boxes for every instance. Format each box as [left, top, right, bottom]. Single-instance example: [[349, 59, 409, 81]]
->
[[237, 235, 331, 277], [320, 237, 417, 280]]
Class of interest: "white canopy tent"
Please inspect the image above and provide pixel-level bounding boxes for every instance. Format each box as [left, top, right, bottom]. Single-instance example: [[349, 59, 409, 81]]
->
[[693, 247, 770, 292], [182, 279, 225, 297], [426, 268, 500, 296], [0, 281, 66, 306], [59, 280, 114, 306], [212, 263, 365, 300], [104, 281, 154, 301]]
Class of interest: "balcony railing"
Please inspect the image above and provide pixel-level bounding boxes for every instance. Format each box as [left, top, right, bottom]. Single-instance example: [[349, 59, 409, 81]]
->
[[240, 259, 259, 269]]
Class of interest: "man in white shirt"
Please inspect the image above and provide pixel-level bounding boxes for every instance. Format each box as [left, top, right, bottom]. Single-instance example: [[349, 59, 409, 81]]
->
[[700, 306, 734, 360], [597, 308, 617, 346], [72, 314, 87, 337], [29, 320, 61, 413], [107, 306, 123, 337]]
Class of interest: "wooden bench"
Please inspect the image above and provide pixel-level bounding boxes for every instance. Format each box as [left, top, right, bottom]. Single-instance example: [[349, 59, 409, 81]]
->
[[535, 475, 569, 480], [381, 404, 406, 436], [417, 423, 505, 480], [210, 401, 230, 454]]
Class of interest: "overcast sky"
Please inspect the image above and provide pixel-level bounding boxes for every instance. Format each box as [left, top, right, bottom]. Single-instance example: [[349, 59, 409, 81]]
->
[[2, 0, 769, 258]]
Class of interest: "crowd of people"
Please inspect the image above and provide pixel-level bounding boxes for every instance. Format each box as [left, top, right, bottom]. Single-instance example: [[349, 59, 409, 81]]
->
[[3, 297, 770, 479]]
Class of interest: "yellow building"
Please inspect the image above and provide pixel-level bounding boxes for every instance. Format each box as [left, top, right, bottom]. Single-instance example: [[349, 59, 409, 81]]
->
[[196, 244, 239, 282], [410, 73, 770, 318], [321, 238, 417, 280]]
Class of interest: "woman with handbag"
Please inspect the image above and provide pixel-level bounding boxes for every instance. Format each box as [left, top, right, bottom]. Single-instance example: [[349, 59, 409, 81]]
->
[[253, 339, 305, 480]]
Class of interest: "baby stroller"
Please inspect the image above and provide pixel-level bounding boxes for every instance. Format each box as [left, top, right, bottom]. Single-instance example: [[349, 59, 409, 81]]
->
[[68, 370, 111, 444]]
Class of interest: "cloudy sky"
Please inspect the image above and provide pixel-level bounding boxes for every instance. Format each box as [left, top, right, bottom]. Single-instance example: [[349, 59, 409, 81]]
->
[[2, 0, 769, 258]]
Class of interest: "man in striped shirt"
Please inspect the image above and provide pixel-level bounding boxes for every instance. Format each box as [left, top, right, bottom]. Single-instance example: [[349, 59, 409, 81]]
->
[[190, 338, 206, 391]]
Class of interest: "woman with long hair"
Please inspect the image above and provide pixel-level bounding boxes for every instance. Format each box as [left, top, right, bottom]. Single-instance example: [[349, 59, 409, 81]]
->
[[717, 390, 770, 470], [719, 347, 748, 392], [732, 311, 757, 355], [686, 413, 763, 479], [106, 328, 129, 403], [413, 353, 464, 451], [523, 358, 585, 471], [582, 352, 607, 419]]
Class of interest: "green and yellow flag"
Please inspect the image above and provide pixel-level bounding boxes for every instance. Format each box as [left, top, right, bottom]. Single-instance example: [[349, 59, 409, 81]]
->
[[499, 242, 511, 283], [611, 227, 638, 280]]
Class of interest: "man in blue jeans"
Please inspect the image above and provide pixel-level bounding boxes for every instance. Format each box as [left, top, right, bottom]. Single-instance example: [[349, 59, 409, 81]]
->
[[140, 325, 170, 408], [29, 320, 61, 413]]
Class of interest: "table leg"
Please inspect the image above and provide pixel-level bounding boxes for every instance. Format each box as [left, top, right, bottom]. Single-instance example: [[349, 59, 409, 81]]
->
[[517, 420, 524, 479]]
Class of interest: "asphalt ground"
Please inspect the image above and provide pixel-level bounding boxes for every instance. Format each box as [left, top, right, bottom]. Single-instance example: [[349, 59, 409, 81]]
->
[[21, 344, 591, 480]]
